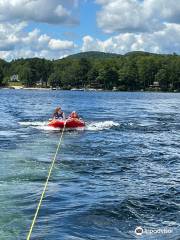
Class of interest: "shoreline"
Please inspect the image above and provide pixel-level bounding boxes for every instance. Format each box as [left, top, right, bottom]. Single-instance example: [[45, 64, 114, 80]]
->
[[0, 86, 179, 93]]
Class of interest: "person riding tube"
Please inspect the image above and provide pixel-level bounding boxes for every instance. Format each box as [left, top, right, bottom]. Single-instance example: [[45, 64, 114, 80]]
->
[[69, 111, 79, 119], [53, 107, 65, 120]]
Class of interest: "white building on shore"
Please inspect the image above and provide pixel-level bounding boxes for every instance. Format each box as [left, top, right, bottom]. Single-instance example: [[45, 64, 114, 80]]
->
[[10, 74, 19, 82]]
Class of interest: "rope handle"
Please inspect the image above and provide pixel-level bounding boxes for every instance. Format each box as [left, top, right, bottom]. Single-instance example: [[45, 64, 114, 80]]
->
[[27, 121, 66, 240]]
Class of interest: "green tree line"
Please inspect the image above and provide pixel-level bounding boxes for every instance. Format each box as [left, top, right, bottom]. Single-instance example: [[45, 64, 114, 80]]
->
[[0, 51, 180, 91]]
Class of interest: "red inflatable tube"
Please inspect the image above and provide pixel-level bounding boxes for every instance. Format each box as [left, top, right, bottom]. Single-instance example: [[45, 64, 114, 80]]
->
[[48, 118, 85, 128]]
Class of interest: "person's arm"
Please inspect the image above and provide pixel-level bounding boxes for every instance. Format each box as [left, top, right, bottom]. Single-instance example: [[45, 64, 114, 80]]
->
[[63, 112, 66, 119]]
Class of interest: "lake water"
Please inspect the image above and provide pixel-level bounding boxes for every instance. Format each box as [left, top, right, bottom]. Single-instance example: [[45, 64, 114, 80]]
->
[[0, 89, 179, 240]]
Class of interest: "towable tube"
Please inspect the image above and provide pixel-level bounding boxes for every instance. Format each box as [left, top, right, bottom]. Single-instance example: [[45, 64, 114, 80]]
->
[[48, 118, 85, 128]]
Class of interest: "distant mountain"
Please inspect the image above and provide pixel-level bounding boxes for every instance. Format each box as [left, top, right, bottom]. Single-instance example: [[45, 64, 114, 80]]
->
[[65, 51, 164, 60], [124, 51, 155, 57], [66, 51, 121, 59], [125, 51, 178, 57]]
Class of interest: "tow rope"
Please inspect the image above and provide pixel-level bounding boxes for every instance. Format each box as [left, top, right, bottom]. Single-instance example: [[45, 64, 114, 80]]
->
[[27, 122, 66, 240]]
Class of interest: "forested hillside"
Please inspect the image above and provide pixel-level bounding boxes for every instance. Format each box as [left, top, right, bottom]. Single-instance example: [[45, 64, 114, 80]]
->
[[0, 51, 180, 91]]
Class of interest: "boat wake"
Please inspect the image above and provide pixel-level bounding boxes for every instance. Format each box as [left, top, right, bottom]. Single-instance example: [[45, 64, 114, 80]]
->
[[19, 120, 120, 131], [19, 121, 58, 131], [19, 121, 47, 127], [86, 121, 120, 131]]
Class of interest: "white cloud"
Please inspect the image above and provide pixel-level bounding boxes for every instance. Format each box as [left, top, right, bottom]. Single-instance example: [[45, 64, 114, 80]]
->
[[96, 0, 152, 33], [94, 0, 180, 54], [0, 1, 79, 60], [49, 39, 76, 50], [145, 0, 180, 24], [0, 22, 24, 51], [0, 0, 78, 25], [82, 23, 180, 54], [0, 0, 180, 60], [0, 22, 77, 60], [96, 0, 180, 33]]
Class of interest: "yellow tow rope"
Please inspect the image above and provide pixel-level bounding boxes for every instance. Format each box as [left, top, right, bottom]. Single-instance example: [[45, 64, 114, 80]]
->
[[26, 122, 66, 240]]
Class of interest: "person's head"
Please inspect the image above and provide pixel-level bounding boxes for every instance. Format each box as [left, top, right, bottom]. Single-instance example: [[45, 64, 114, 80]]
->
[[70, 111, 78, 118], [55, 107, 62, 113]]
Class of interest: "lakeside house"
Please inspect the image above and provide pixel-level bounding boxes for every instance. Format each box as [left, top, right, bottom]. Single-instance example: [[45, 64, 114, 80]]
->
[[10, 74, 19, 82], [149, 81, 160, 90], [36, 78, 43, 86]]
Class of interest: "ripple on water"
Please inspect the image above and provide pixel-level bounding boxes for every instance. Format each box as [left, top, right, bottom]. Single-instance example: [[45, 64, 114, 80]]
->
[[0, 90, 180, 240]]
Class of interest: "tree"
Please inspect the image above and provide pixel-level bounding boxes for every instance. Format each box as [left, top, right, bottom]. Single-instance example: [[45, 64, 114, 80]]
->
[[19, 65, 31, 86], [137, 57, 158, 89], [48, 72, 61, 87], [76, 58, 91, 87], [155, 68, 169, 90], [0, 52, 180, 91], [0, 68, 3, 85], [87, 67, 99, 87], [118, 60, 139, 90]]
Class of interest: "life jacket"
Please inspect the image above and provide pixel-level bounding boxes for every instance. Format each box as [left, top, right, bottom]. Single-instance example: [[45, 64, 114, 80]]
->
[[70, 112, 79, 119], [54, 111, 64, 119]]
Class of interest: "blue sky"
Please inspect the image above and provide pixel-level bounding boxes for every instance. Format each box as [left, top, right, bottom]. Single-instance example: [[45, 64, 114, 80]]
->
[[14, 1, 107, 51], [0, 0, 180, 60]]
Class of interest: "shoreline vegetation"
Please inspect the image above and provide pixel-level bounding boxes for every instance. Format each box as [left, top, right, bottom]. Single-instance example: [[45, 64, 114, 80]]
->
[[0, 51, 180, 92]]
